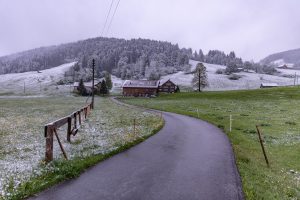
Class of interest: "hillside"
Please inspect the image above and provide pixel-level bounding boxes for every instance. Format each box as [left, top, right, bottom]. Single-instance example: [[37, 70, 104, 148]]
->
[[1, 59, 297, 95], [0, 37, 190, 81], [161, 60, 294, 91], [0, 62, 76, 95], [261, 48, 300, 67], [0, 36, 263, 83]]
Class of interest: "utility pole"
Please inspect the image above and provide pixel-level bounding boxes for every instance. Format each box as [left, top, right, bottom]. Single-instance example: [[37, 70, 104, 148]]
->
[[92, 59, 95, 109], [198, 70, 201, 92], [24, 81, 25, 94]]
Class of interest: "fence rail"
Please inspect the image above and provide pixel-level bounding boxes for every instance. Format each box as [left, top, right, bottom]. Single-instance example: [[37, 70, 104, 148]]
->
[[44, 102, 93, 162]]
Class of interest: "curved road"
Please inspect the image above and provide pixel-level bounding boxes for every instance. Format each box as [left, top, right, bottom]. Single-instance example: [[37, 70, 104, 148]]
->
[[30, 110, 244, 200]]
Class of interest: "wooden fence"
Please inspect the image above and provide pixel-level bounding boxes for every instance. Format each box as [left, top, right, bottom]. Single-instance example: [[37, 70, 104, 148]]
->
[[44, 102, 93, 162]]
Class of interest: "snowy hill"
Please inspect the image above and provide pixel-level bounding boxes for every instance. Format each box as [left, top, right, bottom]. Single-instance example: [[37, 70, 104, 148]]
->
[[261, 48, 300, 67], [0, 60, 297, 96], [160, 60, 295, 91], [0, 62, 76, 95]]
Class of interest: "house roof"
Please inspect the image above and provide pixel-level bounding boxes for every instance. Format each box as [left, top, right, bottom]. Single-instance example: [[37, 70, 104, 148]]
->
[[122, 80, 160, 88], [73, 81, 102, 87], [160, 79, 176, 86]]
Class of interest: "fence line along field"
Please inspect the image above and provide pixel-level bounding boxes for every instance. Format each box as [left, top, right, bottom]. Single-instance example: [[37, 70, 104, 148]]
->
[[0, 97, 163, 199]]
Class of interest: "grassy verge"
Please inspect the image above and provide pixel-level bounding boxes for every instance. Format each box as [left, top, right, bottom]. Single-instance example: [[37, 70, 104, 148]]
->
[[122, 87, 300, 200], [0, 96, 163, 200]]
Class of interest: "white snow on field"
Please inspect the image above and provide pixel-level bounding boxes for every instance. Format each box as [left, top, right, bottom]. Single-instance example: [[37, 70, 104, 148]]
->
[[0, 62, 76, 95], [160, 60, 295, 91], [277, 68, 300, 76]]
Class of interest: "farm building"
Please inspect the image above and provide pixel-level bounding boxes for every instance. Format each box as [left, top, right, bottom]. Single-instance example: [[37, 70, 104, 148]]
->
[[73, 81, 101, 94], [122, 80, 160, 97], [122, 79, 177, 97], [158, 79, 177, 93], [260, 83, 279, 88]]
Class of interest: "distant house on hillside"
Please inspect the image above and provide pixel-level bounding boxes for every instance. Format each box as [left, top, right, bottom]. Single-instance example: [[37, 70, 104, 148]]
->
[[260, 83, 278, 88], [158, 79, 176, 93], [73, 81, 102, 94], [122, 80, 160, 97]]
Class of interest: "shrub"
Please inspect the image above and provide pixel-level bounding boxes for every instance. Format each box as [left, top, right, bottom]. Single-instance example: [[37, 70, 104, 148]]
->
[[215, 69, 225, 74], [228, 74, 242, 80]]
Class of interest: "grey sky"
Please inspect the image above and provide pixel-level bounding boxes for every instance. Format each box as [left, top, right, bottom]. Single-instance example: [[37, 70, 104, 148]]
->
[[0, 0, 299, 61]]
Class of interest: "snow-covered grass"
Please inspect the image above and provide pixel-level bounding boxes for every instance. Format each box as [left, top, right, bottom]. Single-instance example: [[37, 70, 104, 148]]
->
[[0, 97, 162, 199], [160, 60, 296, 91], [0, 62, 76, 96]]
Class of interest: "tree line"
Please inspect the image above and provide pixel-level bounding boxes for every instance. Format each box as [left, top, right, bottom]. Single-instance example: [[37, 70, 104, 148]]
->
[[0, 37, 190, 82], [192, 49, 277, 75], [0, 37, 277, 81]]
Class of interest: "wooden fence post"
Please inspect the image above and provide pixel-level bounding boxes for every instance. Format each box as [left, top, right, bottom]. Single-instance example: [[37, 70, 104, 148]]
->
[[74, 112, 77, 129], [78, 111, 81, 125], [256, 125, 270, 167], [84, 107, 87, 119], [133, 118, 136, 135], [67, 117, 72, 142], [45, 126, 54, 162], [229, 115, 232, 132]]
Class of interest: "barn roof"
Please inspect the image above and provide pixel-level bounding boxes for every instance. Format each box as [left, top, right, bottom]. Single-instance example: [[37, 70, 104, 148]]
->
[[160, 79, 176, 86], [122, 80, 160, 88]]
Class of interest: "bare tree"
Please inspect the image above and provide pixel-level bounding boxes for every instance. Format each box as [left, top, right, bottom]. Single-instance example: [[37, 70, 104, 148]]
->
[[192, 63, 208, 92]]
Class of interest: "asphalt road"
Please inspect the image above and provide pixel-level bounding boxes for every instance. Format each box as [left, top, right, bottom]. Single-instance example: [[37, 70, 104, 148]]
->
[[30, 111, 244, 200]]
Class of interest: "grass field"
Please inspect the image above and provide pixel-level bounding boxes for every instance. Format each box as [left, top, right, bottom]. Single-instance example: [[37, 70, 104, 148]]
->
[[122, 87, 300, 200], [0, 97, 163, 199]]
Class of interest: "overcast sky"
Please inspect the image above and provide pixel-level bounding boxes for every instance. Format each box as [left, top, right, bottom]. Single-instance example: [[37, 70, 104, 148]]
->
[[0, 0, 299, 61]]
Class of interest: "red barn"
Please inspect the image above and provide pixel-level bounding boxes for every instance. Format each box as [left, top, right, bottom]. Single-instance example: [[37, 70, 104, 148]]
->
[[122, 80, 160, 97]]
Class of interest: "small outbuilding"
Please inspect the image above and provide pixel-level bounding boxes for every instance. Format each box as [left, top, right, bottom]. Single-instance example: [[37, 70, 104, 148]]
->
[[122, 80, 160, 97], [260, 83, 278, 88]]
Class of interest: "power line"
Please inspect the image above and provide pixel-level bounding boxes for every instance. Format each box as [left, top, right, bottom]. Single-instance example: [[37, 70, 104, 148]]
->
[[105, 0, 121, 36], [101, 0, 115, 37]]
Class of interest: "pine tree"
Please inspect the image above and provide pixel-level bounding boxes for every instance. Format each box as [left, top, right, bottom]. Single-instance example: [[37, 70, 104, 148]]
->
[[192, 63, 208, 92], [99, 80, 108, 95], [175, 85, 180, 93], [105, 72, 112, 90], [199, 49, 205, 62], [225, 61, 239, 74], [78, 79, 87, 96]]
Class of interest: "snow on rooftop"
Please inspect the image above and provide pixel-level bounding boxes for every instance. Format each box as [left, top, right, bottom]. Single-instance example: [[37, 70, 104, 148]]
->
[[261, 83, 278, 87], [122, 80, 160, 88]]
